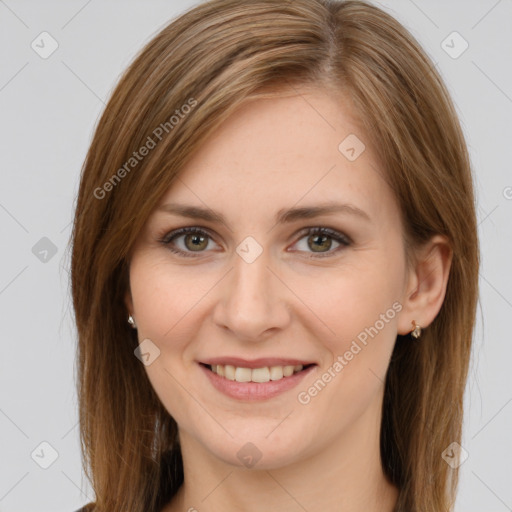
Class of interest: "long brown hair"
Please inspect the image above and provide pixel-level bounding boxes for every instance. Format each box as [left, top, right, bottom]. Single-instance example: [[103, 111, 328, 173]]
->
[[70, 1, 479, 510]]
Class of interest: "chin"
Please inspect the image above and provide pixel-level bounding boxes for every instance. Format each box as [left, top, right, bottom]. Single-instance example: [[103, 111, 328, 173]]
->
[[198, 423, 313, 471]]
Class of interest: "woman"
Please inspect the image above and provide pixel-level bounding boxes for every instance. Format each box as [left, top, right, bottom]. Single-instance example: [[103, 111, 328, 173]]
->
[[71, 0, 479, 510]]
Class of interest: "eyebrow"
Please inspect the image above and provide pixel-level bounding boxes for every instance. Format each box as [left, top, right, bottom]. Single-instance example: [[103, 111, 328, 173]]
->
[[156, 201, 371, 229]]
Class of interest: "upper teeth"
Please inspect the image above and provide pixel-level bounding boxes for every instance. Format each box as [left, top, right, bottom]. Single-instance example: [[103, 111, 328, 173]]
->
[[210, 364, 304, 383]]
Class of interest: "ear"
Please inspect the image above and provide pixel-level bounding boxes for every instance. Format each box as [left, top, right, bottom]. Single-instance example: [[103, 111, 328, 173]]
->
[[397, 234, 453, 336]]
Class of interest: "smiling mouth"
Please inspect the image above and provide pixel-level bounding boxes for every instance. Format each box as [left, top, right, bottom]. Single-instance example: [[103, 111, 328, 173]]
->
[[201, 363, 316, 383]]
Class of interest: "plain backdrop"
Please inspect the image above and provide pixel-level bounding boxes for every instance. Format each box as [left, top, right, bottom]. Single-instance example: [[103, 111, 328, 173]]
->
[[0, 1, 511, 511]]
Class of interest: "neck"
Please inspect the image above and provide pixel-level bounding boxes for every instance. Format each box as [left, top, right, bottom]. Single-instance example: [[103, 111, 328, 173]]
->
[[163, 396, 398, 512]]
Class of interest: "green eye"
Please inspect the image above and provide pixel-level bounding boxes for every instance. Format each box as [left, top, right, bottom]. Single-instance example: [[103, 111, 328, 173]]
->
[[160, 226, 351, 258]]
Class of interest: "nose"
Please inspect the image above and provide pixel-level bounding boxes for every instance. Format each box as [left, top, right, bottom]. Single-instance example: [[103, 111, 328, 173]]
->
[[212, 246, 291, 342]]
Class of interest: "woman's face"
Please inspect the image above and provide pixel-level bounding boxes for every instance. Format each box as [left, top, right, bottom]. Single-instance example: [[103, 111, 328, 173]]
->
[[126, 87, 413, 469]]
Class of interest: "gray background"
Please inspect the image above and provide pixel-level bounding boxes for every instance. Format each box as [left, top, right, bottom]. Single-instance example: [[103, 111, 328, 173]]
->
[[0, 0, 511, 511]]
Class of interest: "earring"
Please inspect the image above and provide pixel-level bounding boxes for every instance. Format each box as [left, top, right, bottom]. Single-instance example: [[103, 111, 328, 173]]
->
[[128, 315, 137, 329], [411, 320, 422, 339]]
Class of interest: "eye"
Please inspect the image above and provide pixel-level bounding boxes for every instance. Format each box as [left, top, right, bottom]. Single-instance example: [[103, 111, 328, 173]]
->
[[158, 227, 218, 257], [158, 226, 351, 258], [290, 227, 351, 258]]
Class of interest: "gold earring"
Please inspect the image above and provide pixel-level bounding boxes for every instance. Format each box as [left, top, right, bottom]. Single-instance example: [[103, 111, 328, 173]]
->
[[411, 320, 422, 339], [128, 315, 137, 329]]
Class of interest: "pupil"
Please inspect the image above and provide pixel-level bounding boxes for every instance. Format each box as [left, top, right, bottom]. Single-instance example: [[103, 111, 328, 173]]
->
[[310, 234, 330, 252], [187, 234, 206, 250]]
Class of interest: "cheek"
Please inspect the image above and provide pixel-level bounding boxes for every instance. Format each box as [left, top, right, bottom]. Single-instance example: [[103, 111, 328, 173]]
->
[[293, 279, 400, 438], [291, 256, 403, 350], [128, 255, 204, 425], [129, 253, 206, 343], [296, 251, 404, 419], [291, 250, 404, 399]]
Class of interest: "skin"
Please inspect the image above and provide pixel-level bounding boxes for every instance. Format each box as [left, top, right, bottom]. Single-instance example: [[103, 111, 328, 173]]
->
[[125, 85, 452, 512]]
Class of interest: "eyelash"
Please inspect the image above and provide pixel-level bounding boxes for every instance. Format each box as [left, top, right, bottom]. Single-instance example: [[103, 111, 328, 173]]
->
[[157, 226, 352, 259]]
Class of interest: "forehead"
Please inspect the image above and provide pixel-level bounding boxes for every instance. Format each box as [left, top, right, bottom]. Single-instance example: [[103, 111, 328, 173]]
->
[[157, 87, 395, 225]]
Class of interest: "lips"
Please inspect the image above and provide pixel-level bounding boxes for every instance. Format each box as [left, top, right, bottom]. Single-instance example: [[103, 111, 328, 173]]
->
[[197, 357, 317, 400]]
